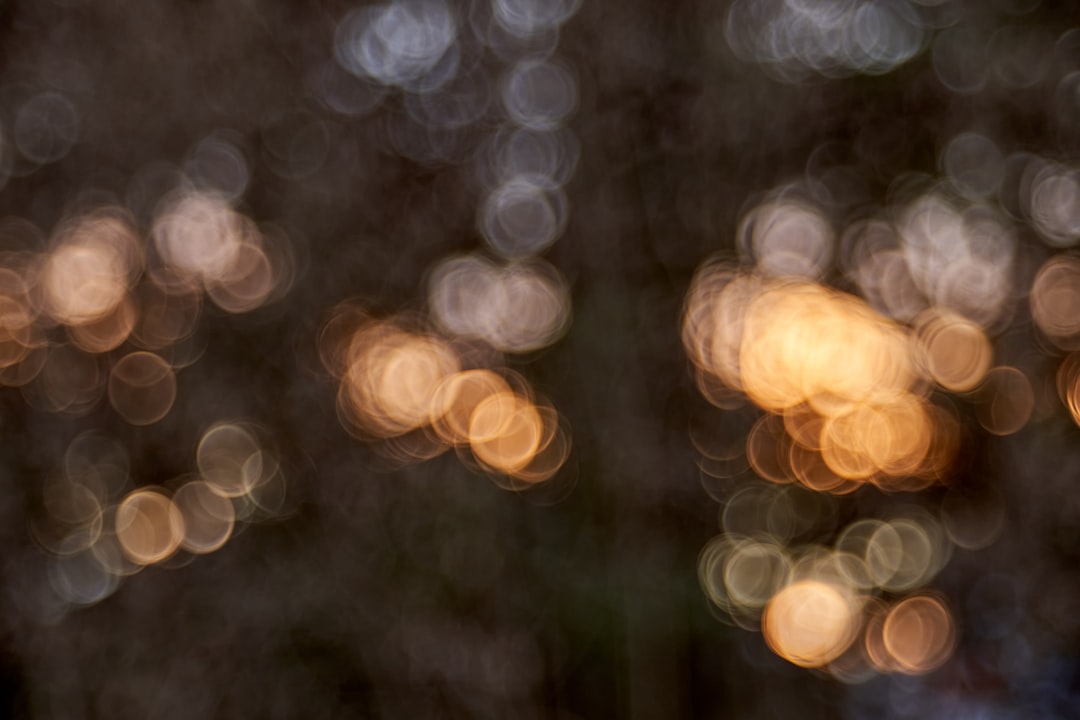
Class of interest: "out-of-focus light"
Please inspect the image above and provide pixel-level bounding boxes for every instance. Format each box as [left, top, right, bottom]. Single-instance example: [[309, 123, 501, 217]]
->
[[975, 366, 1033, 436], [879, 594, 957, 674], [67, 294, 136, 353], [844, 219, 927, 323], [865, 515, 948, 593], [339, 321, 460, 439], [1032, 256, 1080, 349], [184, 133, 250, 201], [48, 546, 118, 607], [682, 263, 756, 394], [899, 195, 1015, 329], [334, 0, 458, 89], [763, 579, 860, 668], [430, 369, 513, 446], [115, 489, 185, 566], [491, 0, 581, 38], [173, 480, 235, 555], [1028, 165, 1080, 247], [107, 351, 177, 426], [723, 539, 791, 609], [480, 175, 567, 258], [739, 281, 915, 415], [41, 210, 142, 327], [737, 198, 834, 280], [914, 309, 992, 392], [684, 262, 968, 491], [501, 59, 577, 131], [197, 422, 266, 499], [746, 412, 793, 484], [1059, 353, 1080, 426], [152, 190, 248, 288], [468, 390, 543, 475], [480, 126, 580, 190], [427, 253, 571, 353], [0, 269, 40, 372], [724, 0, 926, 81]]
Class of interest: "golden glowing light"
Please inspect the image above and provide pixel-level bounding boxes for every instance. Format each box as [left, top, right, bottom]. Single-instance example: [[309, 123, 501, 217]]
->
[[115, 489, 185, 565], [681, 264, 757, 393], [41, 211, 142, 327], [763, 580, 859, 668], [430, 369, 513, 446], [320, 305, 570, 488], [1031, 255, 1080, 349], [68, 294, 137, 353], [469, 391, 544, 475], [339, 321, 460, 438], [739, 281, 916, 415], [915, 309, 992, 392], [881, 595, 957, 675]]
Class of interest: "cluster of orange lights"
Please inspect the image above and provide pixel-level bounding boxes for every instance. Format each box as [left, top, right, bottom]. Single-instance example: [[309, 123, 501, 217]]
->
[[699, 502, 959, 678], [320, 304, 571, 491], [685, 270, 990, 493], [685, 191, 1050, 675], [0, 191, 290, 423], [42, 424, 287, 606]]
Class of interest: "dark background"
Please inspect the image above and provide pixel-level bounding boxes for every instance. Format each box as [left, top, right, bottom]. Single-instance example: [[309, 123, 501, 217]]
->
[[0, 0, 1078, 717]]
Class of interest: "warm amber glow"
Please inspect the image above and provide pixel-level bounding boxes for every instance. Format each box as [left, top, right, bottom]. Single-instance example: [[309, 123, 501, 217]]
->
[[68, 294, 137, 353], [1032, 255, 1080, 349], [881, 595, 957, 674], [115, 489, 185, 565], [340, 322, 460, 438], [739, 281, 916, 415], [915, 309, 992, 392], [42, 212, 142, 327], [681, 264, 757, 393], [429, 369, 513, 446], [469, 391, 544, 475], [763, 580, 859, 668]]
